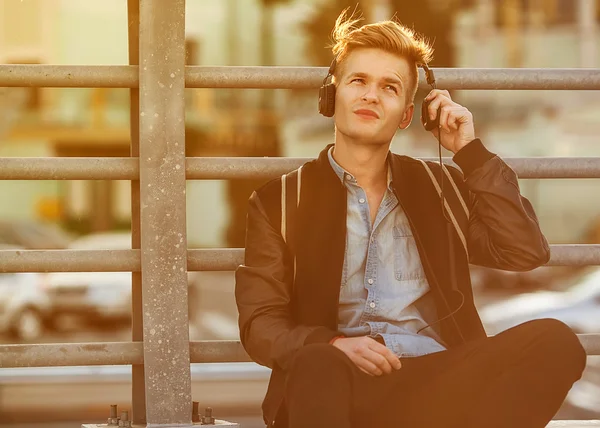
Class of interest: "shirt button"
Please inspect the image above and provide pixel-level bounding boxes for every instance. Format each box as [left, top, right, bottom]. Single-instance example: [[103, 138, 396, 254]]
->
[[359, 198, 365, 204], [367, 278, 374, 285], [369, 302, 376, 309], [346, 174, 352, 181]]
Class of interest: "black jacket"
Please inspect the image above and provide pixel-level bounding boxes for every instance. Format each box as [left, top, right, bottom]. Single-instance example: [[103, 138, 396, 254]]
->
[[235, 140, 550, 426]]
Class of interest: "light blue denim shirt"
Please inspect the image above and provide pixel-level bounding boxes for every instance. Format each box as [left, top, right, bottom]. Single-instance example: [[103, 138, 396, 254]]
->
[[328, 147, 446, 357]]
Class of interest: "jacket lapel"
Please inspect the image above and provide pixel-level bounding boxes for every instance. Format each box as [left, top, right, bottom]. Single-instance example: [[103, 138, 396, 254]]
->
[[293, 145, 347, 329], [389, 155, 465, 340]]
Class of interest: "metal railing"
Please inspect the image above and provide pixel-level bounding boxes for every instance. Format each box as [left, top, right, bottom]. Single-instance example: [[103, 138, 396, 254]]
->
[[0, 0, 599, 426]]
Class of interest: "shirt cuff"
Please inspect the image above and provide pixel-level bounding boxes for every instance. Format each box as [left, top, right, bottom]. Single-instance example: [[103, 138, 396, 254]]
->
[[452, 139, 496, 177]]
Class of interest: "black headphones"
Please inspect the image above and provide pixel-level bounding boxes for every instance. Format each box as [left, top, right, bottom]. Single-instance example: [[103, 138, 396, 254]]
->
[[318, 58, 337, 117], [318, 57, 439, 130]]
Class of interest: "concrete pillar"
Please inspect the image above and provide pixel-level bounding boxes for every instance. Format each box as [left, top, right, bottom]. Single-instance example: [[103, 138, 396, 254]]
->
[[578, 0, 597, 67], [476, 0, 495, 67], [503, 0, 523, 67]]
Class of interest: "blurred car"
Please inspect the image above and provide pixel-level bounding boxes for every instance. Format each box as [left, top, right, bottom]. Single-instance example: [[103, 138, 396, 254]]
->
[[0, 243, 52, 341], [479, 267, 600, 336], [43, 232, 133, 328], [44, 231, 200, 331], [469, 264, 583, 293], [0, 219, 72, 249], [0, 221, 72, 340], [0, 272, 52, 341]]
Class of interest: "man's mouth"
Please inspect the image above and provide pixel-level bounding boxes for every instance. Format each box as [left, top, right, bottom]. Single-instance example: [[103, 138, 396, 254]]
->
[[354, 109, 379, 119]]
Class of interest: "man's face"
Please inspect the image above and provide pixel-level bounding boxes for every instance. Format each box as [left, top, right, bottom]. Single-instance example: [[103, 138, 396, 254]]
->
[[334, 48, 414, 146]]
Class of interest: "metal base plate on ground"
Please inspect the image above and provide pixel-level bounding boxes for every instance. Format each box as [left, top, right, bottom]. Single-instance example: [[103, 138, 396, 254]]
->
[[82, 421, 240, 428]]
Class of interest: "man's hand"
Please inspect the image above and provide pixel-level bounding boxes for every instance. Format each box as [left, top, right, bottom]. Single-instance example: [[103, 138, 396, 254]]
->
[[424, 89, 476, 154], [332, 336, 402, 376]]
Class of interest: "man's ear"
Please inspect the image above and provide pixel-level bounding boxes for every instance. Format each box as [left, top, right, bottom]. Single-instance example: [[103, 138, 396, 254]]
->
[[399, 103, 414, 130]]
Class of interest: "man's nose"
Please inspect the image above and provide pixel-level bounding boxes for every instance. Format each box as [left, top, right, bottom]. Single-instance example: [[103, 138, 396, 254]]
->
[[361, 84, 379, 103]]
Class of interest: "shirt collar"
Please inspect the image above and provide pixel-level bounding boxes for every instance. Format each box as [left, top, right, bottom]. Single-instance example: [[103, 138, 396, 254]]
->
[[327, 146, 394, 189]]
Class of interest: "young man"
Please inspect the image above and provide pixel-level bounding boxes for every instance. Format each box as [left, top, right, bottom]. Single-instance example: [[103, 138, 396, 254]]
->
[[235, 10, 586, 428]]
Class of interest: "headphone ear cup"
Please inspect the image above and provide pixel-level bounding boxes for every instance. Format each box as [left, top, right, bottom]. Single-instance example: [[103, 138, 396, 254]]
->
[[318, 83, 336, 117], [421, 98, 439, 131]]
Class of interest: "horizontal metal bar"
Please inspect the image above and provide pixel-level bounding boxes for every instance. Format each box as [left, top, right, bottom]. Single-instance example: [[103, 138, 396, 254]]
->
[[0, 335, 596, 368], [547, 421, 600, 427], [185, 66, 324, 89], [0, 65, 137, 88], [419, 68, 600, 90], [503, 157, 600, 179], [545, 245, 600, 266], [186, 157, 600, 180], [187, 249, 243, 271], [0, 158, 138, 180], [0, 250, 140, 272], [0, 342, 144, 367], [186, 157, 307, 180], [1, 157, 600, 181], [579, 334, 600, 356], [186, 67, 600, 90], [189, 341, 252, 363], [0, 341, 250, 368], [2, 65, 600, 90], [0, 245, 598, 272]]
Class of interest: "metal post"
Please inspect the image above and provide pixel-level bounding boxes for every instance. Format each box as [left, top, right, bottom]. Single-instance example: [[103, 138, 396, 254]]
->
[[127, 0, 146, 425], [139, 0, 192, 425]]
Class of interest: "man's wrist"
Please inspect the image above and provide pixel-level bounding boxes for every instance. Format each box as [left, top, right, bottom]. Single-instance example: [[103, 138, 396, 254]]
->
[[452, 138, 496, 177], [329, 335, 345, 345], [453, 139, 474, 154]]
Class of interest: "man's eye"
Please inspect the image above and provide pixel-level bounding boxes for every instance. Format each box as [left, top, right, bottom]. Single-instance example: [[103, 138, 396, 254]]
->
[[385, 85, 398, 93], [351, 78, 365, 84]]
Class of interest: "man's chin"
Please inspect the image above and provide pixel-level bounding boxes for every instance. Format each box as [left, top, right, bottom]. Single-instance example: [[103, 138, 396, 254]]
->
[[346, 133, 391, 146], [336, 126, 394, 146]]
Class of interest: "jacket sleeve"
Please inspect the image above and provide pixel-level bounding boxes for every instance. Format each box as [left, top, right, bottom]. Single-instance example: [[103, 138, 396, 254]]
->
[[451, 139, 551, 271], [235, 191, 341, 370]]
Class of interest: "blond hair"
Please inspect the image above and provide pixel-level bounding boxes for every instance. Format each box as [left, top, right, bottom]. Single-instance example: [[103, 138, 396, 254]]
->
[[330, 8, 434, 101]]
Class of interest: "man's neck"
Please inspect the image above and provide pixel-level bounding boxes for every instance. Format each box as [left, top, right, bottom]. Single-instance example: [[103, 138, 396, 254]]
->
[[332, 136, 390, 189]]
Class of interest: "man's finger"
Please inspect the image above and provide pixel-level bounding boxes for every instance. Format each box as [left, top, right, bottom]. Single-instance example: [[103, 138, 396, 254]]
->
[[383, 349, 402, 371], [425, 89, 451, 101], [362, 347, 393, 374], [439, 106, 452, 133], [448, 107, 470, 130], [427, 98, 442, 121], [369, 341, 402, 371], [355, 356, 383, 376], [358, 366, 374, 376]]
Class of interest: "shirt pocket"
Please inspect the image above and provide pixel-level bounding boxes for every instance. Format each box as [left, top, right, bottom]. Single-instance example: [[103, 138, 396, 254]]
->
[[392, 225, 426, 281]]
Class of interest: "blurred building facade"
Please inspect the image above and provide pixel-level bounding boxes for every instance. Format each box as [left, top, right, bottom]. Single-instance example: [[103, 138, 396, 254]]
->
[[1, 0, 600, 246]]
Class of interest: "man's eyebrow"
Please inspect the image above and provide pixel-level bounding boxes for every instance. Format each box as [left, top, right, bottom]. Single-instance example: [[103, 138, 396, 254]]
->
[[347, 72, 369, 79], [382, 76, 405, 91], [347, 72, 404, 88], [383, 77, 403, 86]]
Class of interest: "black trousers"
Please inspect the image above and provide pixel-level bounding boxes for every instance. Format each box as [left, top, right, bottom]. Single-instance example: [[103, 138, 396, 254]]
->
[[282, 319, 586, 428]]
